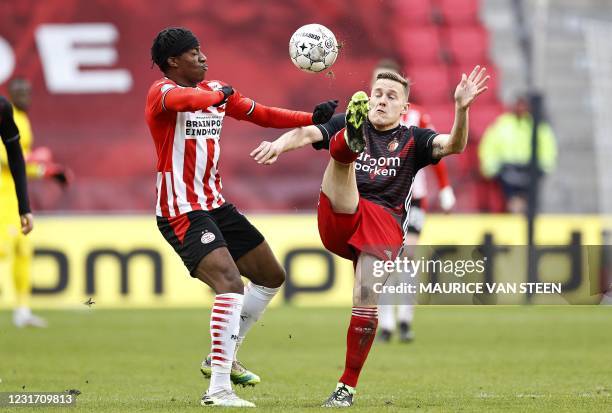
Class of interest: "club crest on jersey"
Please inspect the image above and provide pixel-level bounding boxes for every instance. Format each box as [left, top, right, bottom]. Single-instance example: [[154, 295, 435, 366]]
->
[[387, 138, 399, 152], [201, 230, 216, 244]]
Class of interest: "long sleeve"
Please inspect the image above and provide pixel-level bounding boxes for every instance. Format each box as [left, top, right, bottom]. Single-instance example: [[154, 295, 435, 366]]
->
[[5, 138, 31, 214], [0, 96, 30, 214], [246, 103, 313, 128], [226, 92, 313, 129], [163, 87, 224, 112]]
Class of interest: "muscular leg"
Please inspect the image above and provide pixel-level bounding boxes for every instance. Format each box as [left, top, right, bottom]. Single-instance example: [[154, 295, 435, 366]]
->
[[339, 253, 388, 389], [320, 90, 369, 215], [192, 247, 244, 294], [236, 241, 285, 288], [321, 159, 360, 214], [192, 247, 244, 394]]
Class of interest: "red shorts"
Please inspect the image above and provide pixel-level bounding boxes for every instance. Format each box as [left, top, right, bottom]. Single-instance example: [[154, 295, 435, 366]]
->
[[317, 191, 403, 262]]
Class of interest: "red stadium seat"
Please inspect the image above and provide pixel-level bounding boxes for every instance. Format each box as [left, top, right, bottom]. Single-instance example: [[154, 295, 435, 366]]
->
[[407, 64, 452, 105], [436, 0, 481, 25], [424, 103, 455, 131], [396, 26, 445, 64], [391, 0, 435, 24], [442, 26, 489, 64]]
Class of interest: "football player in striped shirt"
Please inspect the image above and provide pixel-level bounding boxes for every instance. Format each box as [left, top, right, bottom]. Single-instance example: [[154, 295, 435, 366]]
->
[[145, 27, 337, 408], [251, 66, 488, 407]]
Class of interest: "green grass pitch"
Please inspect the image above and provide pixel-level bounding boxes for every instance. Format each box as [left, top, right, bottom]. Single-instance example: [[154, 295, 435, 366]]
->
[[1, 306, 610, 412]]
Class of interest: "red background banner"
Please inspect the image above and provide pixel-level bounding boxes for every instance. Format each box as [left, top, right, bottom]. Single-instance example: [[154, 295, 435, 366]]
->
[[0, 0, 499, 212]]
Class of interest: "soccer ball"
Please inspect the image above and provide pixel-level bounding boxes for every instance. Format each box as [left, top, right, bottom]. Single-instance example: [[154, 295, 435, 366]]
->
[[289, 24, 339, 73]]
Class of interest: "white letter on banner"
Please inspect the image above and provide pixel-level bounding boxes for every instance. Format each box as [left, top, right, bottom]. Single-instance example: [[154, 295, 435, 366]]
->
[[35, 23, 132, 93], [0, 37, 15, 84]]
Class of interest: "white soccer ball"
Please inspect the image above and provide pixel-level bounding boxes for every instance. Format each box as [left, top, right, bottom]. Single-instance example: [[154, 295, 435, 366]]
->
[[289, 24, 339, 73]]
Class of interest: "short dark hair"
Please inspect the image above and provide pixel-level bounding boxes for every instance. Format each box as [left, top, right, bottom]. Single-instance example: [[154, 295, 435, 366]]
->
[[375, 71, 410, 99], [151, 27, 200, 72]]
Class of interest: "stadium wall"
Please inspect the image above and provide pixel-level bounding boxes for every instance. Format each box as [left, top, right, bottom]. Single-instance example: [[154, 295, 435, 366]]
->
[[0, 214, 607, 309]]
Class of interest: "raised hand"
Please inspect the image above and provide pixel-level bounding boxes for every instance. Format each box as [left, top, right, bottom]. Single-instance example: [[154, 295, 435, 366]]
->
[[454, 65, 489, 110]]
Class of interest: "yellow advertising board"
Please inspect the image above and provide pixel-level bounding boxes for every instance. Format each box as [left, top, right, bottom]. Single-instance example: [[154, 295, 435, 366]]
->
[[0, 214, 609, 308]]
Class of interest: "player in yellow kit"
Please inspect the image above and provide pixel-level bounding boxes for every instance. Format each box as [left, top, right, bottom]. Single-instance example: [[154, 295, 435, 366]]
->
[[0, 78, 70, 328]]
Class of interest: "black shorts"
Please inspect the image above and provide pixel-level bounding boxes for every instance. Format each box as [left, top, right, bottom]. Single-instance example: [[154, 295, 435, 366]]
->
[[156, 203, 265, 275]]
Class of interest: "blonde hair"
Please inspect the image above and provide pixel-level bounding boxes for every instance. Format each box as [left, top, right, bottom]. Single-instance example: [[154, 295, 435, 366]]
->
[[375, 71, 410, 99]]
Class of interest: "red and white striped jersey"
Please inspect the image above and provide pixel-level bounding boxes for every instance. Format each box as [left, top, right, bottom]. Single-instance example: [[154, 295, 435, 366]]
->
[[145, 78, 254, 217]]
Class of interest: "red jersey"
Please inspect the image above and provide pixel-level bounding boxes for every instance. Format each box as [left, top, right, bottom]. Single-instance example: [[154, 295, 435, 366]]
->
[[145, 77, 313, 217]]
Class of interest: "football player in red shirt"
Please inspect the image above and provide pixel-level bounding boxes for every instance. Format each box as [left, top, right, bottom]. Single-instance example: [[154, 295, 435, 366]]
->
[[145, 27, 337, 407], [251, 66, 488, 407]]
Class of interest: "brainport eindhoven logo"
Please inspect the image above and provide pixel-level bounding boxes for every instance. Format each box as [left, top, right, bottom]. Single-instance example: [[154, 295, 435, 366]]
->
[[201, 231, 216, 244]]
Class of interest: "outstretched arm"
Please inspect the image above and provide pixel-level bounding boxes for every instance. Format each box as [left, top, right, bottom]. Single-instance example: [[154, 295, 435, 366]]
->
[[432, 66, 489, 159], [163, 87, 226, 112], [229, 96, 337, 129], [250, 125, 324, 165]]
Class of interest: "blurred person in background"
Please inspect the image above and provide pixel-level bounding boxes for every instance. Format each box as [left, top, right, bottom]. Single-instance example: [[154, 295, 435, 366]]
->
[[371, 59, 456, 344], [478, 95, 557, 214], [0, 92, 34, 323], [0, 78, 71, 328]]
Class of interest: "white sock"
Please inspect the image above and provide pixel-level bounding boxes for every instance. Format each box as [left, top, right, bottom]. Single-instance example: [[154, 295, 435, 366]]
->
[[397, 305, 414, 324], [208, 293, 243, 393], [234, 282, 279, 359]]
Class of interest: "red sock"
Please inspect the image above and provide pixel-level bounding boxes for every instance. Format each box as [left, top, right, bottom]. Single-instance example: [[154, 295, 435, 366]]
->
[[330, 129, 359, 164], [339, 306, 378, 388]]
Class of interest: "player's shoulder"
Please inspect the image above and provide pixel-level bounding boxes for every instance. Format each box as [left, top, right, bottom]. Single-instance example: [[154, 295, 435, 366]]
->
[[147, 77, 178, 97], [409, 125, 438, 144]]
